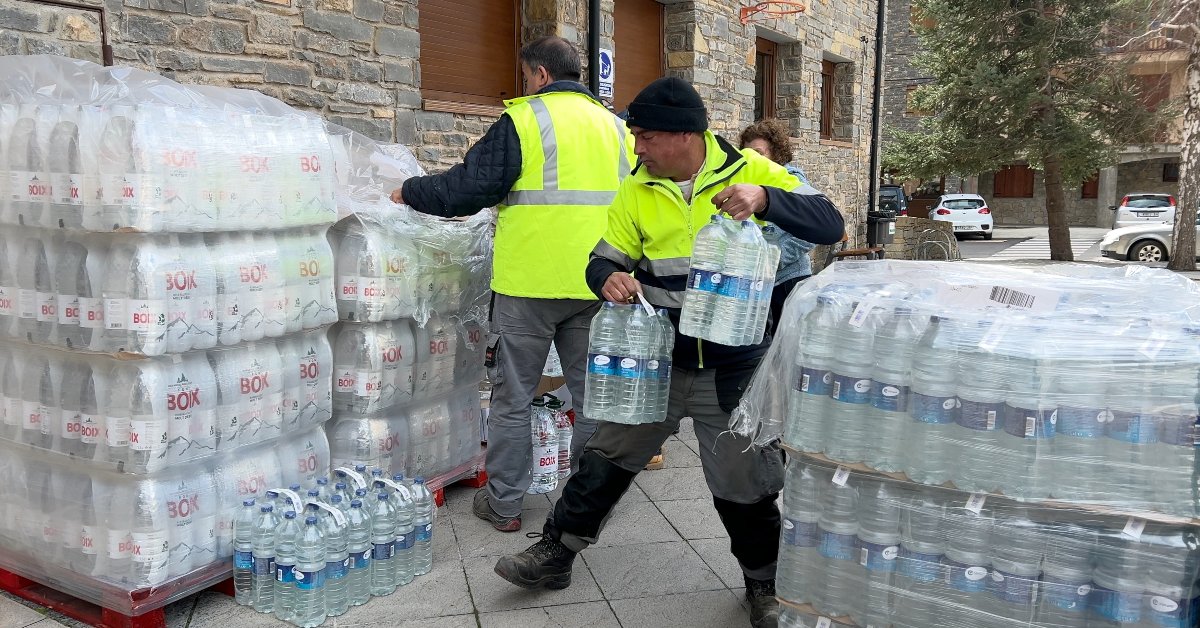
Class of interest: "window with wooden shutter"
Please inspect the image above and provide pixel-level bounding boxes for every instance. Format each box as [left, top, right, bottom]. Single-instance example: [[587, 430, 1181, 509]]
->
[[1081, 173, 1099, 199], [613, 0, 664, 112], [994, 165, 1035, 198], [754, 38, 777, 121], [420, 0, 521, 109], [820, 60, 835, 140]]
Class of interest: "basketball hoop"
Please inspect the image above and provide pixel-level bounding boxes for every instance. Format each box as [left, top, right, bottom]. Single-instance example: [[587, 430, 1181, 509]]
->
[[739, 1, 806, 24]]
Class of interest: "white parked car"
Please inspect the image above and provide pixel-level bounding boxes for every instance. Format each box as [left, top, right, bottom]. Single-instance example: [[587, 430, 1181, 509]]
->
[[1110, 193, 1176, 229], [931, 193, 994, 240], [1100, 216, 1199, 262]]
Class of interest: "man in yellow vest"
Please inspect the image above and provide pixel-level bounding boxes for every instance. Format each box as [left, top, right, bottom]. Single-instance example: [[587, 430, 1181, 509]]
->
[[492, 77, 844, 628], [391, 36, 630, 532]]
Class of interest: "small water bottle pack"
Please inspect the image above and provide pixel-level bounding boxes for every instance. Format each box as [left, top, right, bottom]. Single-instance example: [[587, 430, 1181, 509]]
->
[[679, 215, 780, 347], [526, 394, 574, 494], [231, 466, 437, 626], [583, 301, 675, 425]]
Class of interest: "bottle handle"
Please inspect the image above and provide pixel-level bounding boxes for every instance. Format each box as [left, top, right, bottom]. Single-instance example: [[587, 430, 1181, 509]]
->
[[635, 292, 655, 317]]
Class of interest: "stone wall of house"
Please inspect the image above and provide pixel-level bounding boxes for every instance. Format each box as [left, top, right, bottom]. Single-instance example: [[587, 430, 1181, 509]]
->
[[881, 0, 928, 143]]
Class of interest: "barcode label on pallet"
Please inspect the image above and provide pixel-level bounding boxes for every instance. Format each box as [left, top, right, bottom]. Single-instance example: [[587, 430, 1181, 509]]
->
[[988, 286, 1037, 308], [1122, 517, 1145, 541], [936, 284, 1060, 313], [832, 466, 850, 486]]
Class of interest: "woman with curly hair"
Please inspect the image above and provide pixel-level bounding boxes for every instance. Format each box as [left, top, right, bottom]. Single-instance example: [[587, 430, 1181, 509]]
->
[[739, 119, 818, 327]]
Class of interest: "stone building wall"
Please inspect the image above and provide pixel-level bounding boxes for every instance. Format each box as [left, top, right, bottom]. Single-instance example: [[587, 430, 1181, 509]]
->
[[880, 0, 928, 143]]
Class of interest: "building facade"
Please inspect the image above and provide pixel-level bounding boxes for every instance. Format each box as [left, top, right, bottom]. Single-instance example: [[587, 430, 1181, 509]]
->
[[880, 0, 1184, 227], [1, 0, 879, 238]]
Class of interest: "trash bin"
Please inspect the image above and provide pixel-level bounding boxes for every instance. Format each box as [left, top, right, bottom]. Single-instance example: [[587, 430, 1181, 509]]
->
[[867, 209, 896, 247]]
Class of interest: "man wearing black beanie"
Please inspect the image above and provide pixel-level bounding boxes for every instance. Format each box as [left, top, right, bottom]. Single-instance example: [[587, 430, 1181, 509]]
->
[[493, 76, 845, 628]]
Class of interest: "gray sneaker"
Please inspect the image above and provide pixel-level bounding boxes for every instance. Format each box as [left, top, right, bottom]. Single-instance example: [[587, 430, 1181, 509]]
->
[[472, 488, 522, 532], [745, 577, 779, 628]]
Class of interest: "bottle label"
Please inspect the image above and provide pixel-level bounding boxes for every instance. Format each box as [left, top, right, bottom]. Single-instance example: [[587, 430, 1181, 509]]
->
[[104, 298, 126, 330], [326, 558, 349, 580], [617, 357, 645, 379], [219, 294, 241, 327], [688, 269, 722, 295], [127, 299, 168, 334], [897, 547, 943, 583], [1041, 574, 1090, 612], [818, 530, 856, 561], [911, 393, 958, 424], [60, 410, 83, 442], [294, 568, 325, 591], [107, 529, 133, 560], [1089, 584, 1142, 622], [105, 416, 130, 447], [22, 400, 42, 431], [349, 549, 370, 570], [1003, 406, 1057, 440], [957, 399, 1004, 431], [252, 554, 274, 576], [0, 286, 14, 317], [645, 360, 661, 381], [354, 370, 382, 398], [35, 291, 56, 323], [372, 541, 394, 560], [234, 549, 253, 570], [870, 381, 909, 412], [416, 523, 432, 542], [796, 367, 832, 395], [19, 289, 37, 319], [394, 534, 407, 551], [1106, 411, 1159, 445], [402, 532, 416, 550], [859, 540, 899, 572], [58, 295, 80, 326], [831, 374, 872, 405], [337, 276, 359, 300], [1161, 415, 1199, 447], [988, 569, 1038, 606], [275, 563, 296, 584], [1056, 405, 1106, 439], [943, 557, 989, 593], [79, 297, 104, 329], [334, 367, 355, 393], [81, 525, 99, 556], [1148, 594, 1200, 628], [101, 174, 138, 207], [129, 418, 169, 452], [80, 414, 101, 445], [360, 278, 386, 305], [535, 444, 557, 472], [716, 274, 751, 300], [781, 518, 818, 548], [131, 530, 169, 564], [587, 353, 617, 376]]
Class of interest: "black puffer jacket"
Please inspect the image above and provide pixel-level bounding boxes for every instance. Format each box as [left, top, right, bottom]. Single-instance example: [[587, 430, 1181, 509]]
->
[[400, 82, 600, 218]]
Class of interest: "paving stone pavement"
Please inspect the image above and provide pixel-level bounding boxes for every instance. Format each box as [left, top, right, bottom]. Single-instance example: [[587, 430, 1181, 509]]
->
[[0, 422, 758, 628]]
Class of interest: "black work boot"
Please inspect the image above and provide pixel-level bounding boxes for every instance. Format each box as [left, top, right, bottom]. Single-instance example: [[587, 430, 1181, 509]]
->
[[745, 576, 779, 628], [493, 533, 577, 590]]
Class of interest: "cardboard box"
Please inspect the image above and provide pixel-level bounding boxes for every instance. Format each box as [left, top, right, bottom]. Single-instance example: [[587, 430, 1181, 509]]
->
[[537, 375, 566, 395]]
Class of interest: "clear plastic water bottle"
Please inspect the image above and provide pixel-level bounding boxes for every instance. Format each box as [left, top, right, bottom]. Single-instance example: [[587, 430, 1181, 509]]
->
[[1105, 348, 1159, 512], [777, 462, 823, 605], [814, 476, 858, 618], [21, 352, 60, 450], [940, 504, 990, 627], [411, 477, 434, 576], [983, 506, 1044, 627], [320, 495, 350, 617], [622, 305, 654, 421], [1142, 531, 1199, 628], [369, 492, 397, 596], [903, 315, 960, 486], [293, 515, 326, 628], [1152, 328, 1200, 517], [333, 323, 381, 416], [1036, 523, 1094, 628], [529, 398, 558, 494], [300, 330, 334, 426], [47, 105, 90, 230], [852, 479, 902, 628], [250, 504, 279, 613], [951, 318, 1008, 494], [274, 510, 301, 623], [1089, 532, 1145, 628], [233, 498, 258, 606], [336, 223, 386, 323], [825, 300, 877, 464], [0, 234, 17, 338], [346, 498, 372, 606], [654, 309, 674, 419], [17, 235, 56, 346], [385, 319, 416, 408], [892, 491, 947, 628], [997, 330, 1056, 501], [711, 222, 762, 346], [865, 306, 922, 473], [1046, 318, 1108, 499], [8, 105, 48, 228], [552, 399, 572, 480], [584, 302, 626, 421], [383, 477, 411, 587], [786, 295, 839, 453], [680, 215, 730, 336]]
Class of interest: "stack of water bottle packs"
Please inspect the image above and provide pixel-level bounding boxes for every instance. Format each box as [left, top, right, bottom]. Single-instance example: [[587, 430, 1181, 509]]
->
[[727, 259, 1200, 626], [583, 302, 675, 425], [326, 193, 492, 487], [230, 466, 437, 627], [0, 55, 345, 610]]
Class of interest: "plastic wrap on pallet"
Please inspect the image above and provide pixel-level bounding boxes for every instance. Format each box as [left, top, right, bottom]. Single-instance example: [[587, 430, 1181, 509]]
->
[[777, 457, 1200, 628], [327, 384, 484, 486], [0, 56, 337, 233], [0, 329, 333, 473], [731, 260, 1200, 518], [0, 426, 330, 593], [0, 225, 338, 355]]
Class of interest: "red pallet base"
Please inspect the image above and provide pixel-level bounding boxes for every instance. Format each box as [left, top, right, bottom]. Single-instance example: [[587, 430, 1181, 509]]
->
[[0, 567, 233, 628], [455, 469, 488, 489]]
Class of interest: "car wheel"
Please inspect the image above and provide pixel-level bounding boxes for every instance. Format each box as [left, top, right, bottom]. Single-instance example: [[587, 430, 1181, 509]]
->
[[1129, 240, 1167, 263], [983, 232, 993, 240]]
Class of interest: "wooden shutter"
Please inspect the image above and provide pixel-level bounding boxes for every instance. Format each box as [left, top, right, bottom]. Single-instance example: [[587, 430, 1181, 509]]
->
[[754, 38, 777, 121], [994, 165, 1035, 198], [421, 0, 521, 107], [613, 0, 665, 112], [1136, 73, 1172, 112], [820, 61, 835, 139], [1081, 173, 1099, 199]]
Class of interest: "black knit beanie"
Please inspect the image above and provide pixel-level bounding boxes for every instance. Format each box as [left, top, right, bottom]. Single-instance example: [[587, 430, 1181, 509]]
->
[[625, 77, 708, 133]]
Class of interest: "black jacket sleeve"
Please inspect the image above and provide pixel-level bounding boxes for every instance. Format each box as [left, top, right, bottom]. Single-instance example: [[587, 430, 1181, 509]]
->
[[400, 115, 522, 218], [759, 187, 846, 245], [585, 256, 627, 300]]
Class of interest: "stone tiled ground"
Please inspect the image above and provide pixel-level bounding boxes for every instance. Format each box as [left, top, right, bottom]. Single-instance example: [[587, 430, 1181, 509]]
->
[[1, 419, 757, 628]]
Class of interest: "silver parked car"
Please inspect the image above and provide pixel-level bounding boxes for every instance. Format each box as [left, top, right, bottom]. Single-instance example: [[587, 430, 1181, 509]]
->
[[1110, 192, 1176, 230], [1099, 215, 1200, 262]]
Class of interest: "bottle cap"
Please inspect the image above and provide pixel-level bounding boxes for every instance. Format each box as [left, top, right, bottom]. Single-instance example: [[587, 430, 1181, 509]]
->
[[243, 499, 256, 507], [306, 516, 318, 525], [392, 473, 405, 482], [414, 477, 425, 484], [285, 511, 297, 519], [351, 499, 363, 508], [331, 494, 343, 504], [317, 477, 329, 486], [335, 482, 347, 491], [308, 489, 320, 497], [378, 492, 389, 500], [261, 505, 274, 513]]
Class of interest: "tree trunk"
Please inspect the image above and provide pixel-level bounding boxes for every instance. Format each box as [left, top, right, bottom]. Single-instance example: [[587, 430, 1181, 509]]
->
[[1043, 152, 1074, 261], [1169, 24, 1200, 271]]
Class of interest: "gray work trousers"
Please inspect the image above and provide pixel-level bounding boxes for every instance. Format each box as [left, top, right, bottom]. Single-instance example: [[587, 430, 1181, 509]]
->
[[485, 293, 601, 518]]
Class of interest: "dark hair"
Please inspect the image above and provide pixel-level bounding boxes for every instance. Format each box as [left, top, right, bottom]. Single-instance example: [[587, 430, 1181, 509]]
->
[[739, 118, 794, 165], [520, 36, 582, 83]]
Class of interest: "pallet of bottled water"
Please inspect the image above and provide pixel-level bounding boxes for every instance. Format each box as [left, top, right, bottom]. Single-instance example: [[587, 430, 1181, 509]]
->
[[328, 384, 485, 489], [0, 426, 329, 609], [776, 458, 1200, 628], [229, 466, 438, 626], [583, 302, 675, 424], [732, 259, 1200, 519], [679, 215, 780, 347], [526, 393, 576, 494]]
